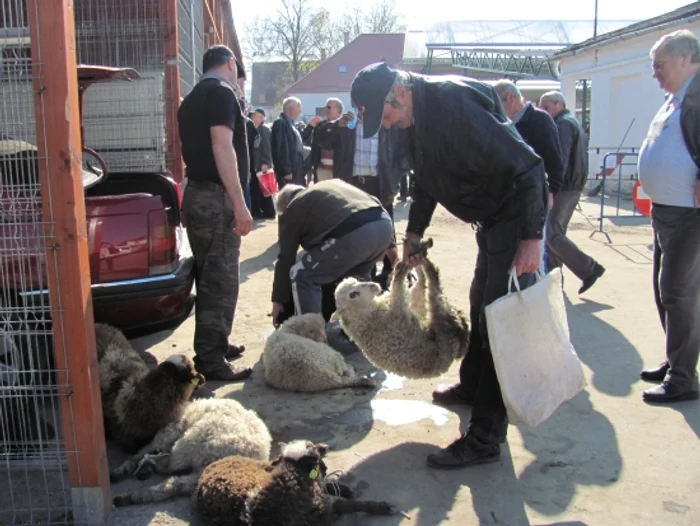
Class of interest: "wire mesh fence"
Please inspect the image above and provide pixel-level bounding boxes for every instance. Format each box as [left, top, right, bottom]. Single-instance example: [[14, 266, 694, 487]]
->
[[1, 1, 88, 524], [178, 0, 204, 98]]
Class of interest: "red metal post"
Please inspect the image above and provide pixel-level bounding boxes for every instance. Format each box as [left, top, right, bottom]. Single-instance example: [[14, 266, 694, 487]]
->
[[163, 0, 184, 182], [26, 0, 110, 522]]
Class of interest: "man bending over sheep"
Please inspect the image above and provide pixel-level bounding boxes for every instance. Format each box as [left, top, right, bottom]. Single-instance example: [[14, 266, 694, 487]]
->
[[350, 63, 548, 469], [271, 179, 393, 327]]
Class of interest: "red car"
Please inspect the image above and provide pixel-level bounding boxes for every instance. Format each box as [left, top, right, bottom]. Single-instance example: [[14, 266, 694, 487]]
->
[[0, 65, 194, 341]]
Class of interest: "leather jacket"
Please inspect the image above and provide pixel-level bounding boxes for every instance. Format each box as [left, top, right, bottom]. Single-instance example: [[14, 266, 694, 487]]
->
[[403, 74, 547, 240], [553, 109, 589, 192], [681, 69, 700, 179]]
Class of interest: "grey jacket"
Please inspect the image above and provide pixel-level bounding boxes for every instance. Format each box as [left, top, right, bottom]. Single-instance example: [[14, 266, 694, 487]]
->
[[681, 69, 700, 179], [554, 109, 589, 192], [254, 123, 272, 172]]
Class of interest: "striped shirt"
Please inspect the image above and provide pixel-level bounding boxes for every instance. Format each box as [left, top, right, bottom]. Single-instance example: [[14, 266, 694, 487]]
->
[[353, 121, 379, 177]]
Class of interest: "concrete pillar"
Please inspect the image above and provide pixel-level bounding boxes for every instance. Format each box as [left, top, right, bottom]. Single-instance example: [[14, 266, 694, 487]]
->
[[560, 76, 578, 112]]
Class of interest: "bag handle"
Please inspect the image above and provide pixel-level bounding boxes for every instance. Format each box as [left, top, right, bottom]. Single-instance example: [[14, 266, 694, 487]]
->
[[508, 267, 543, 294]]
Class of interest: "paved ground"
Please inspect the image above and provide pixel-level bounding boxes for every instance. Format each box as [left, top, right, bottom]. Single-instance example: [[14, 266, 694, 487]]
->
[[106, 195, 699, 526]]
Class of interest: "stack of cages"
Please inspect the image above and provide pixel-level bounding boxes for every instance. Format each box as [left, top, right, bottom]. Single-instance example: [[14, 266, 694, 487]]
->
[[74, 0, 169, 174], [1, 0, 85, 523]]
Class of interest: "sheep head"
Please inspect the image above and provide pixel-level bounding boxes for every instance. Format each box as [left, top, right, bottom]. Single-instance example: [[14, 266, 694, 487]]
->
[[333, 278, 382, 318], [275, 440, 329, 482], [278, 313, 328, 343], [160, 354, 206, 390]]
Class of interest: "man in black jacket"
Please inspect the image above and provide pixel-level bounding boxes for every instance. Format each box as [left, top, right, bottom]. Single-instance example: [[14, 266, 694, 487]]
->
[[351, 62, 548, 469], [540, 91, 605, 293], [495, 79, 564, 272], [249, 108, 276, 219], [271, 97, 307, 187]]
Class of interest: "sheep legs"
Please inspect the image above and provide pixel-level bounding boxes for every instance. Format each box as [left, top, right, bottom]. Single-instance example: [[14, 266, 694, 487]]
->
[[110, 422, 181, 481], [331, 496, 394, 516], [112, 473, 199, 507]]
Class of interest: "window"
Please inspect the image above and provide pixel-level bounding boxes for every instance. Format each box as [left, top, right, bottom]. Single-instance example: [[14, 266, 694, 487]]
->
[[338, 65, 347, 74]]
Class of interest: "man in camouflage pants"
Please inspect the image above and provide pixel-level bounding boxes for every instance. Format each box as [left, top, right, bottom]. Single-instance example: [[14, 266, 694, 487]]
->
[[178, 45, 253, 382]]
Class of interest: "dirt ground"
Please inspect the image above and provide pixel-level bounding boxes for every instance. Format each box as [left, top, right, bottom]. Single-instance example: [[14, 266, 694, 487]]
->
[[95, 196, 700, 525]]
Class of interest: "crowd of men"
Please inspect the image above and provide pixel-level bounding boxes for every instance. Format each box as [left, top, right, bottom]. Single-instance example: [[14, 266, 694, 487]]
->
[[176, 28, 700, 469]]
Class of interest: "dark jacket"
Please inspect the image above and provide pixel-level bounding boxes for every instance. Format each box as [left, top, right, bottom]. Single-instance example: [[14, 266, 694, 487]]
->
[[514, 103, 564, 194], [245, 117, 258, 176], [271, 114, 303, 184], [254, 123, 272, 172], [553, 109, 589, 192], [271, 179, 384, 303], [680, 69, 700, 179], [403, 74, 547, 240], [313, 121, 408, 207]]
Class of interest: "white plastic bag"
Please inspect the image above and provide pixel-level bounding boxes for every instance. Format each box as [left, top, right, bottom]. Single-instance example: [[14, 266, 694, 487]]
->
[[485, 267, 586, 428]]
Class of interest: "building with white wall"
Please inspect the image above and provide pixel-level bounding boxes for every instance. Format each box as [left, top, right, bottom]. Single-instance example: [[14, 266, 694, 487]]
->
[[552, 4, 700, 177]]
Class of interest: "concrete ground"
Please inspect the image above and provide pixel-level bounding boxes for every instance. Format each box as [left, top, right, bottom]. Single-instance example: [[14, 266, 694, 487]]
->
[[107, 195, 699, 526]]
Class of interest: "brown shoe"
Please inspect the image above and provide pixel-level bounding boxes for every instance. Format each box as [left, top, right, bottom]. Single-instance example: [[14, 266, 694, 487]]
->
[[225, 343, 246, 360], [199, 362, 252, 382], [432, 384, 473, 406]]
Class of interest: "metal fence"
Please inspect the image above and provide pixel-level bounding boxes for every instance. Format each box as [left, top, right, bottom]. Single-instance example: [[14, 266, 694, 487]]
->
[[178, 0, 205, 97], [1, 1, 109, 524]]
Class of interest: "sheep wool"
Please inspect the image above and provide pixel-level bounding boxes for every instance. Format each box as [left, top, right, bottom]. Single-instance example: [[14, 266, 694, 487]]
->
[[334, 257, 469, 379], [111, 398, 272, 507], [263, 313, 375, 392]]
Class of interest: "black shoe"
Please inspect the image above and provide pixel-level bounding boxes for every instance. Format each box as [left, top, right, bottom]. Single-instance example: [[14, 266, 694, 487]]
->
[[224, 343, 245, 360], [427, 434, 500, 469], [198, 362, 253, 382], [432, 384, 474, 406], [579, 263, 606, 294], [643, 382, 699, 403], [640, 362, 669, 383]]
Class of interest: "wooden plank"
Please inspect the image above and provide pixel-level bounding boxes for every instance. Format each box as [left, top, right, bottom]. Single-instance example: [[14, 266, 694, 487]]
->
[[26, 0, 110, 521], [163, 0, 184, 182]]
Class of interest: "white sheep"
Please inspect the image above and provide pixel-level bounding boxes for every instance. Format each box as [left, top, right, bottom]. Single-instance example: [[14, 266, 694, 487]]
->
[[333, 257, 469, 379], [263, 313, 376, 392], [110, 397, 272, 506]]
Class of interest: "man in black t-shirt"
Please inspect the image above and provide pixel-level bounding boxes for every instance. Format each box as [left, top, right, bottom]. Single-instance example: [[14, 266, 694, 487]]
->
[[178, 45, 253, 382]]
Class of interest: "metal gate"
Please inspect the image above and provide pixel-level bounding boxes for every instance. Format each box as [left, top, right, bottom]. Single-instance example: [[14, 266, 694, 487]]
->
[[1, 1, 109, 524]]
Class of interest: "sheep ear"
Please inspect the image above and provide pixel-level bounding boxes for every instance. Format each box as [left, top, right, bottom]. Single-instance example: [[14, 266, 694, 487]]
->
[[277, 441, 287, 450], [330, 311, 340, 322], [316, 443, 329, 456]]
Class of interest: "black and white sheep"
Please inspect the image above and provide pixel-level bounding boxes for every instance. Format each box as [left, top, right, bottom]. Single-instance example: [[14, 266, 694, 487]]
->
[[110, 397, 272, 506], [194, 440, 394, 525], [263, 313, 376, 392], [333, 256, 469, 379], [96, 323, 205, 453]]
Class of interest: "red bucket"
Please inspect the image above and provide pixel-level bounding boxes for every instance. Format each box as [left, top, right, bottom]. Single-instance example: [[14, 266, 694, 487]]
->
[[256, 170, 278, 198]]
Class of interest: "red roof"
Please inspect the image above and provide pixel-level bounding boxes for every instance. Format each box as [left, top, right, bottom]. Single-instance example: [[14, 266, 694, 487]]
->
[[286, 33, 405, 94]]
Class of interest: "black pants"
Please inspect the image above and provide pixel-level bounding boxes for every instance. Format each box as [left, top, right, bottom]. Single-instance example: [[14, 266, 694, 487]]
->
[[652, 204, 700, 391], [249, 171, 276, 218], [458, 215, 536, 445]]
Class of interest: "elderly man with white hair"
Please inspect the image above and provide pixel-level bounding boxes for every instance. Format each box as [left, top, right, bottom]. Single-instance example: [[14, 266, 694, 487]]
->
[[269, 179, 393, 327], [636, 29, 700, 404], [271, 97, 315, 187]]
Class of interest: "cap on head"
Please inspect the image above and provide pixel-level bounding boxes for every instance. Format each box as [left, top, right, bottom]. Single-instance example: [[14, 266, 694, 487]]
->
[[350, 62, 397, 138], [202, 45, 246, 79], [254, 107, 266, 117]]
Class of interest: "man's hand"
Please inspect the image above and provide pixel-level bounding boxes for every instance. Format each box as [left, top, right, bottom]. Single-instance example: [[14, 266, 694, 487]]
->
[[271, 303, 284, 328], [512, 239, 542, 276], [548, 192, 554, 211], [384, 247, 399, 266], [695, 179, 700, 208], [309, 116, 321, 127], [233, 204, 253, 237], [284, 174, 293, 181], [402, 233, 425, 268], [261, 163, 269, 173]]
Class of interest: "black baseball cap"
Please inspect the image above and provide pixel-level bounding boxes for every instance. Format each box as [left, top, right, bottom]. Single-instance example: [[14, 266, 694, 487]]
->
[[203, 45, 246, 79], [254, 107, 266, 117], [350, 62, 397, 138]]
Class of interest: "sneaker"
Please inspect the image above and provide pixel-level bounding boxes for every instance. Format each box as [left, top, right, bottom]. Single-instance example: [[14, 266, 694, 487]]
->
[[427, 433, 500, 469], [432, 384, 474, 406], [198, 362, 252, 382], [579, 263, 605, 294]]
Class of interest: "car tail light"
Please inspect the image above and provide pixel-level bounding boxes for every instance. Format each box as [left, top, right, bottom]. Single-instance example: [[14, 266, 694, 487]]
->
[[148, 208, 177, 276]]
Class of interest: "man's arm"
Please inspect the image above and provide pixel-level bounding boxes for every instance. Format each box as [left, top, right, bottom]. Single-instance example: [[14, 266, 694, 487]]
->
[[271, 120, 292, 176], [557, 117, 576, 183], [260, 125, 272, 168], [210, 125, 252, 236], [531, 112, 564, 194]]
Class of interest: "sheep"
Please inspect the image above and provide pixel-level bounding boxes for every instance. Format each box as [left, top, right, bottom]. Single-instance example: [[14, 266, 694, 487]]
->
[[194, 440, 394, 525], [110, 397, 272, 507], [263, 313, 376, 392], [95, 323, 205, 453], [333, 256, 469, 379]]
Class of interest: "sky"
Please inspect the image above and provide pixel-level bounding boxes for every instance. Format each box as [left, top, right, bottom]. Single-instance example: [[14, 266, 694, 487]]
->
[[232, 0, 697, 33]]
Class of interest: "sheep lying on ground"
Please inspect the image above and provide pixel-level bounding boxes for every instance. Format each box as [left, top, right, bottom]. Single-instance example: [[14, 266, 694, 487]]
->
[[95, 323, 205, 453], [194, 440, 394, 526], [263, 313, 375, 392], [110, 398, 272, 507], [333, 256, 469, 379]]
